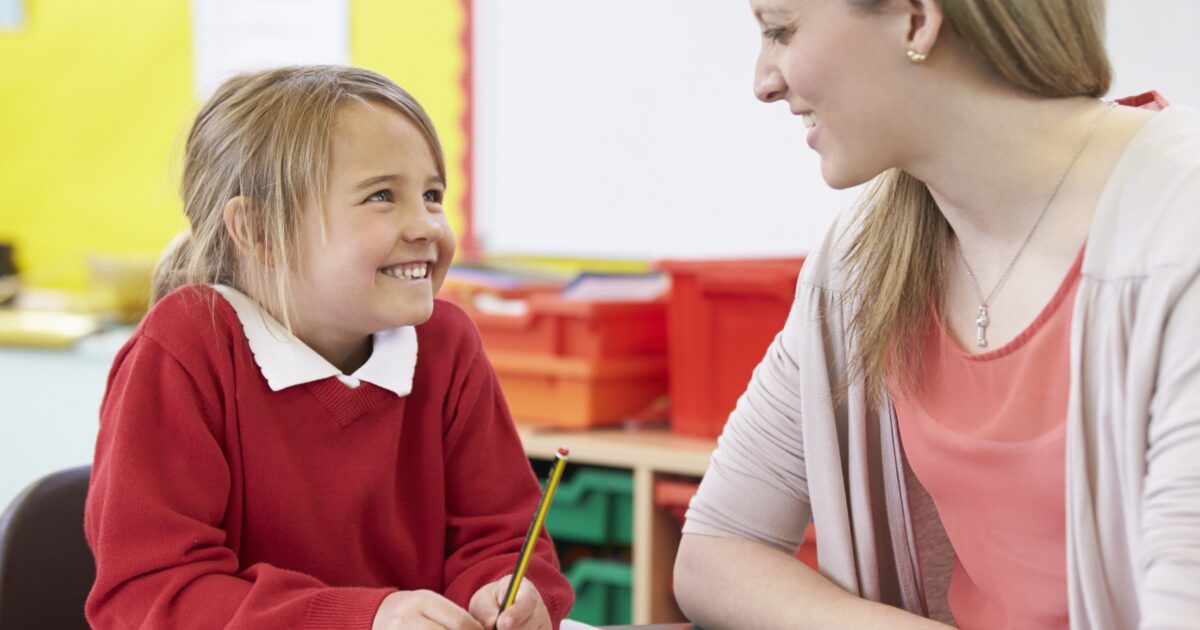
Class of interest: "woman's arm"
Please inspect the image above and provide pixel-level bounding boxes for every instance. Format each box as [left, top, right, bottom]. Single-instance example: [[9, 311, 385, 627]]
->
[[1141, 267, 1200, 628], [673, 263, 952, 628], [675, 534, 949, 630]]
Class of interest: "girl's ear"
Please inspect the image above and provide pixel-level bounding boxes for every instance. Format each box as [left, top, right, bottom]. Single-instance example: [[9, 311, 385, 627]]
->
[[903, 0, 944, 61], [222, 196, 273, 267]]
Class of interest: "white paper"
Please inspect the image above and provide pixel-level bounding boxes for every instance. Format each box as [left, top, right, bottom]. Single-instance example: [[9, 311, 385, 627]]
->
[[191, 0, 349, 100], [558, 273, 670, 302], [561, 620, 604, 630]]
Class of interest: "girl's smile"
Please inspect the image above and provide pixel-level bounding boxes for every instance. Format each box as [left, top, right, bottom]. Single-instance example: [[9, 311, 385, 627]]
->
[[282, 99, 455, 370], [379, 260, 434, 281]]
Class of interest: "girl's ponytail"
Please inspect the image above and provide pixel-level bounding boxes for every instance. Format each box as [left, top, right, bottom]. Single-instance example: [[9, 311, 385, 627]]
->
[[151, 230, 194, 305]]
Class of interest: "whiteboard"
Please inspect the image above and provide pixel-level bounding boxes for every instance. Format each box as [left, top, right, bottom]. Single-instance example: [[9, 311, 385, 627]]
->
[[472, 0, 1200, 260]]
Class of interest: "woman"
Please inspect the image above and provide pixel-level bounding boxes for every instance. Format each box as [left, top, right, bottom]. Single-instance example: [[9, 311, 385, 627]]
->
[[674, 0, 1200, 628]]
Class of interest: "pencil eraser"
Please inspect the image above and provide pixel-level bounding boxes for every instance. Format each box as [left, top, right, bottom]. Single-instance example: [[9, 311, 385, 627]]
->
[[557, 447, 570, 457]]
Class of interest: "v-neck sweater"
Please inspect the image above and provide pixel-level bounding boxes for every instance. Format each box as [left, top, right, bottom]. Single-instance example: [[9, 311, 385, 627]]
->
[[84, 285, 573, 629]]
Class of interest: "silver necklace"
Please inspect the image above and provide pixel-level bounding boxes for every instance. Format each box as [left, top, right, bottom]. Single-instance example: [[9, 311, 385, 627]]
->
[[954, 100, 1114, 349]]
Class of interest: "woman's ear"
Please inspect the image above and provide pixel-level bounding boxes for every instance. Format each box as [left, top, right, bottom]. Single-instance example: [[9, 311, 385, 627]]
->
[[903, 0, 944, 61], [222, 196, 273, 267]]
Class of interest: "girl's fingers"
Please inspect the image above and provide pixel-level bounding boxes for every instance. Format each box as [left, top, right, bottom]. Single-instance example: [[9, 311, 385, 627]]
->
[[420, 593, 485, 630], [497, 584, 537, 630]]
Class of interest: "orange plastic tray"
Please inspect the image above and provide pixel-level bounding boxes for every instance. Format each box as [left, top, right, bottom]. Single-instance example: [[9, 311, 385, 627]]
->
[[491, 352, 668, 428], [449, 291, 667, 360]]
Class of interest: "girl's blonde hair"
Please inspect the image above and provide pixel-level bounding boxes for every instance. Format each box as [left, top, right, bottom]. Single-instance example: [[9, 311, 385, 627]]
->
[[844, 0, 1111, 398], [152, 65, 446, 328]]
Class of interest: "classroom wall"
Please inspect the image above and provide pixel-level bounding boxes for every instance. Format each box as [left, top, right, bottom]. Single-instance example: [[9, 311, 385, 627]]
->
[[0, 0, 468, 290]]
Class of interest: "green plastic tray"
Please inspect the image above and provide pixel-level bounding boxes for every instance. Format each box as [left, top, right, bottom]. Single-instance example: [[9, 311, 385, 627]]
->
[[564, 558, 632, 626], [545, 468, 633, 546]]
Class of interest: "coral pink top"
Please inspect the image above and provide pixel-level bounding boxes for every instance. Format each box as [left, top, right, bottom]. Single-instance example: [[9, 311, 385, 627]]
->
[[890, 246, 1085, 630]]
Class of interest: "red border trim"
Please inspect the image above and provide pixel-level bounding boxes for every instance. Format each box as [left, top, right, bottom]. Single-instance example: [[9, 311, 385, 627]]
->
[[458, 0, 479, 261]]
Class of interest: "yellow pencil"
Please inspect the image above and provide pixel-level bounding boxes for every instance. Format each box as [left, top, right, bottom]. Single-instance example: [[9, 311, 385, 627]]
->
[[500, 446, 570, 613]]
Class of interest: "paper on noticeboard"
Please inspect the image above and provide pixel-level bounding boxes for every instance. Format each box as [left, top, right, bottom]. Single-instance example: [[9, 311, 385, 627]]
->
[[0, 0, 24, 31], [191, 0, 349, 100]]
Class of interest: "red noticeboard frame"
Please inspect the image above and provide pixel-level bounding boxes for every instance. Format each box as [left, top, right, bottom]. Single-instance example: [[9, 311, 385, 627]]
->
[[458, 0, 479, 261]]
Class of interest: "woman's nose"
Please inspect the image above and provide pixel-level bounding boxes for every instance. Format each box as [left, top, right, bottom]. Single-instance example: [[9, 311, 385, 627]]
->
[[754, 59, 786, 103]]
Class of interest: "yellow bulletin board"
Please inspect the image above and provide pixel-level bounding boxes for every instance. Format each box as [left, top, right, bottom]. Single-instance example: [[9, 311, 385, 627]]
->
[[0, 0, 469, 290]]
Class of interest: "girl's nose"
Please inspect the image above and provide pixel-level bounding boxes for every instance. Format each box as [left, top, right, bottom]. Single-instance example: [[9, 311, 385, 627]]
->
[[402, 210, 445, 243], [754, 59, 786, 103]]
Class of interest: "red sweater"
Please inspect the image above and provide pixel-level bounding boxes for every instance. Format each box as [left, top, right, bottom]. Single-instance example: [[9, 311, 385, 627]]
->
[[84, 286, 573, 629]]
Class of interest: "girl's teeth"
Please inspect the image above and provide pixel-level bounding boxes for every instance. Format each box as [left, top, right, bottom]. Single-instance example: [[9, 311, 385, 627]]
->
[[384, 263, 429, 279], [802, 113, 818, 129]]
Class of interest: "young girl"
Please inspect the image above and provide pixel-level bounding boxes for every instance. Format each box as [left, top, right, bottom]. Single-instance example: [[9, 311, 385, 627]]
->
[[675, 0, 1199, 628], [84, 65, 573, 630]]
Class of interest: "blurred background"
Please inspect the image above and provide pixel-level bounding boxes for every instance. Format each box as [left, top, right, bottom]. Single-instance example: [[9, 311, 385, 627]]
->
[[2, 0, 1199, 553], [0, 0, 468, 298], [1, 2, 1197, 624], [3, 0, 1199, 512], [0, 0, 474, 542]]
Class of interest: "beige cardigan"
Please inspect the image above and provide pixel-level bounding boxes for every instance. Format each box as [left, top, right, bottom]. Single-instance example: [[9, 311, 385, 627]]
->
[[683, 106, 1200, 629]]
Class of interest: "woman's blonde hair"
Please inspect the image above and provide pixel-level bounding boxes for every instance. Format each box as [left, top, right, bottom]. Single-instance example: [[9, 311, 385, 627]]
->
[[844, 0, 1111, 398], [152, 65, 446, 329]]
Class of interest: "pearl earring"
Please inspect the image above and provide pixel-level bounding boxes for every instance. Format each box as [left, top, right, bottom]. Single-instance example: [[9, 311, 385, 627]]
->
[[906, 49, 927, 64]]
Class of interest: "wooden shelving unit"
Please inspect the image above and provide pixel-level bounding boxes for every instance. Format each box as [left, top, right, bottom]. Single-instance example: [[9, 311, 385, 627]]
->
[[518, 426, 716, 624]]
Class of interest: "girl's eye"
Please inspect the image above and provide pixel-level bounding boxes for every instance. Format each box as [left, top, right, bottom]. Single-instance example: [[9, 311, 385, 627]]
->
[[366, 189, 393, 203], [423, 190, 444, 204], [763, 27, 792, 44]]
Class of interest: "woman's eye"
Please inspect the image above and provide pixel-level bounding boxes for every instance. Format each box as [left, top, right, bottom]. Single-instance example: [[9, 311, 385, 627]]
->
[[763, 27, 792, 44], [423, 190, 444, 204], [366, 189, 393, 203]]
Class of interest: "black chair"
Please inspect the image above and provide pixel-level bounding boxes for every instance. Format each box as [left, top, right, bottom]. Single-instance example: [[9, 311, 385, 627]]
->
[[0, 466, 94, 630]]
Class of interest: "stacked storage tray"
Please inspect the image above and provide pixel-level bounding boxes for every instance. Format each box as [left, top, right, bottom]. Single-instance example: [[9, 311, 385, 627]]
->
[[545, 467, 633, 546], [448, 289, 668, 428], [564, 558, 633, 626], [658, 258, 805, 437], [540, 466, 634, 625]]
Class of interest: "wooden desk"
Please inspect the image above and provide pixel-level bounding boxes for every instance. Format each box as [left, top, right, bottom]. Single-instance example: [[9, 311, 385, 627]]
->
[[519, 426, 716, 624]]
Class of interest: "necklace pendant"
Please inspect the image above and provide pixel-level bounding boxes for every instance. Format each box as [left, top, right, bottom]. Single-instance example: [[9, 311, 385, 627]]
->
[[975, 305, 990, 348]]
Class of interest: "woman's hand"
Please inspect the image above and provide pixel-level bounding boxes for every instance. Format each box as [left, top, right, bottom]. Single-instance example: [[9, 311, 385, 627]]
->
[[372, 590, 484, 630], [468, 576, 552, 630]]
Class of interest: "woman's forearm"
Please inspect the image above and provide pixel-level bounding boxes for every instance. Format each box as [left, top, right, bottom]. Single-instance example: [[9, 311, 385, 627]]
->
[[674, 534, 951, 630]]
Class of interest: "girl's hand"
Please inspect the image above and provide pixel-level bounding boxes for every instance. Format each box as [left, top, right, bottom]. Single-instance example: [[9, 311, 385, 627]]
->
[[468, 576, 552, 630], [372, 590, 485, 630]]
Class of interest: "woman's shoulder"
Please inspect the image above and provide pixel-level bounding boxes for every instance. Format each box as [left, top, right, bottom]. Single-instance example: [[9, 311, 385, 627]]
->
[[1120, 105, 1200, 175], [797, 207, 862, 296], [1086, 106, 1200, 280]]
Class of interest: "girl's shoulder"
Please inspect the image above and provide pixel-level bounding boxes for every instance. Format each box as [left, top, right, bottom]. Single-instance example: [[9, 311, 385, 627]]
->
[[420, 298, 479, 340], [132, 284, 242, 362], [412, 298, 489, 384]]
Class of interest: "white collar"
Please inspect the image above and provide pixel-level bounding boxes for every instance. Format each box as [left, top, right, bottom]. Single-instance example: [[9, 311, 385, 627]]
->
[[211, 285, 417, 396]]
